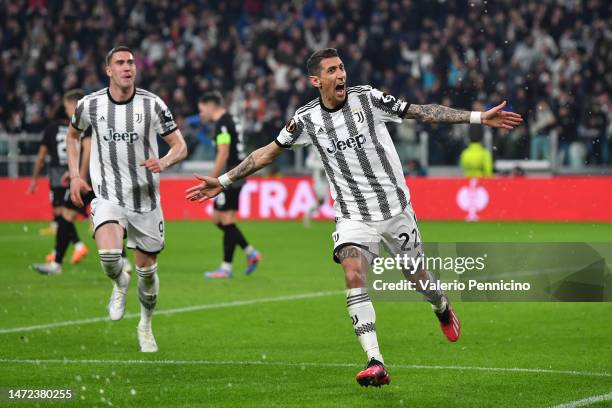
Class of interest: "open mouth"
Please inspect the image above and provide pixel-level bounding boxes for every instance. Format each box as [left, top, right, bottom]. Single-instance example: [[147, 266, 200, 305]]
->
[[335, 83, 346, 97]]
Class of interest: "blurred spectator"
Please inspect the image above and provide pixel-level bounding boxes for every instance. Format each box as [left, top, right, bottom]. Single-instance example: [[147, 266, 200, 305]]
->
[[404, 159, 427, 177], [460, 133, 493, 178], [0, 0, 609, 169], [529, 100, 556, 160]]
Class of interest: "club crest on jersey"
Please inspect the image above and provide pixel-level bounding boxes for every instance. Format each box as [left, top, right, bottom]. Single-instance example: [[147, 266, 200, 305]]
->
[[326, 134, 367, 155], [136, 113, 143, 123], [353, 110, 365, 124], [104, 128, 139, 144]]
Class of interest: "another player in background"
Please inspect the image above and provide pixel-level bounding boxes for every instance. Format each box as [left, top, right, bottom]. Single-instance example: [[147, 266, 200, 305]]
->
[[197, 92, 260, 279], [67, 46, 187, 352], [303, 147, 329, 228], [186, 48, 522, 386], [29, 90, 91, 274]]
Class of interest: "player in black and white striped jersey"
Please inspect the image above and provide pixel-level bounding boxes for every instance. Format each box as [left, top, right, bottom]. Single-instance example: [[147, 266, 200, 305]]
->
[[186, 48, 523, 385], [66, 46, 187, 352]]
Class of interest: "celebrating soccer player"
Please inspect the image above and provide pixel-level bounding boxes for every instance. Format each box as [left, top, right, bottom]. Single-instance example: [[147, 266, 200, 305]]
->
[[197, 92, 261, 279], [67, 46, 187, 352], [185, 48, 522, 385]]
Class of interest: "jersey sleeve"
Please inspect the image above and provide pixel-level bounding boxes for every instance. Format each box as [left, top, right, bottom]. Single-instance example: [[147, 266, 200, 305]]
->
[[70, 98, 90, 131], [153, 97, 178, 137], [275, 116, 311, 149], [215, 124, 231, 145], [81, 126, 92, 139], [369, 87, 410, 123]]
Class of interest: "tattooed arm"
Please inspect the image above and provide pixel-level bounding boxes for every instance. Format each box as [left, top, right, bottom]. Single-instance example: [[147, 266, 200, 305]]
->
[[405, 101, 523, 129], [185, 141, 284, 202], [405, 104, 470, 124]]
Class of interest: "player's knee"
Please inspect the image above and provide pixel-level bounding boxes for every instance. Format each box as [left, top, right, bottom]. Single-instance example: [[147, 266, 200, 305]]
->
[[98, 249, 123, 279]]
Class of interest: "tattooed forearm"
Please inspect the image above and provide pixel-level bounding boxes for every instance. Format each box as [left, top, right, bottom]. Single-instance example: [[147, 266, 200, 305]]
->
[[225, 141, 284, 182], [228, 155, 256, 181], [405, 104, 470, 124]]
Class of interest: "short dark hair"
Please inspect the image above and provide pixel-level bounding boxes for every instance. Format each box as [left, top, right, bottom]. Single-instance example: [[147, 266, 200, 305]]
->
[[199, 91, 223, 106], [307, 48, 339, 76], [63, 89, 85, 102], [106, 46, 134, 66]]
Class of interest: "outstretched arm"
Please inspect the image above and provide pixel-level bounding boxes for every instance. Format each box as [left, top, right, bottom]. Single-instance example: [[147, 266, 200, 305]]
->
[[405, 101, 523, 129], [185, 141, 284, 203]]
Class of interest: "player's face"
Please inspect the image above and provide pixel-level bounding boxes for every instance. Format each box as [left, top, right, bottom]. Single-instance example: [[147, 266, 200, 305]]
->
[[311, 57, 346, 106], [106, 51, 136, 90], [63, 99, 77, 118], [198, 102, 213, 122]]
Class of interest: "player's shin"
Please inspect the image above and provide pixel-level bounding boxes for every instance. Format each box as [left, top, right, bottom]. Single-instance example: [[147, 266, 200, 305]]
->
[[136, 263, 159, 329], [408, 268, 447, 312], [347, 288, 383, 363]]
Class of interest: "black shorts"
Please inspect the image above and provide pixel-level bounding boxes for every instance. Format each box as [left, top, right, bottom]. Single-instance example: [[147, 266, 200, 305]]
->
[[50, 187, 95, 216], [50, 187, 68, 208], [63, 190, 96, 215], [214, 186, 242, 211]]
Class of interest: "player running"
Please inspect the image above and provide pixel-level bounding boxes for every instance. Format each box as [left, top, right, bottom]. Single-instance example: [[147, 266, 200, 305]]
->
[[185, 48, 522, 385], [67, 46, 187, 352], [30, 90, 92, 274], [197, 92, 260, 279]]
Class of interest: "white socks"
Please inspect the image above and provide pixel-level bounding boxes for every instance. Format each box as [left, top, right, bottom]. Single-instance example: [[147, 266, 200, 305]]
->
[[136, 263, 159, 329], [99, 249, 124, 280], [347, 287, 383, 363]]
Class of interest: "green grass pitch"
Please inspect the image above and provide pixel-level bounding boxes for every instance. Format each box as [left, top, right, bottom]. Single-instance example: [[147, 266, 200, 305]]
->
[[1, 220, 611, 407]]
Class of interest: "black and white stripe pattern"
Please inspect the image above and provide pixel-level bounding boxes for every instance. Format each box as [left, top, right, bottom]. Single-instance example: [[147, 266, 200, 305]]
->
[[125, 100, 142, 212], [304, 114, 350, 218], [346, 291, 372, 308], [341, 102, 391, 219], [358, 93, 409, 210], [321, 109, 371, 220], [70, 88, 176, 212], [89, 98, 109, 199], [142, 98, 157, 211], [107, 98, 125, 207], [275, 85, 412, 221]]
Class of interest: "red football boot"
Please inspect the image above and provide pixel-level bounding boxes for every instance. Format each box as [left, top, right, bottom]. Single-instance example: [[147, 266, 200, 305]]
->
[[356, 359, 390, 387], [436, 303, 460, 342]]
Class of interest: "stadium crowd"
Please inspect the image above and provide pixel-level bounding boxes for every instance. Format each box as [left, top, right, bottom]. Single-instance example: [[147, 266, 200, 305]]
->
[[1, 0, 610, 167]]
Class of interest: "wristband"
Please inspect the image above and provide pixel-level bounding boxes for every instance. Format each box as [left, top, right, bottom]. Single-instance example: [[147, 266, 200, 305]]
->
[[470, 111, 482, 124], [218, 173, 233, 189]]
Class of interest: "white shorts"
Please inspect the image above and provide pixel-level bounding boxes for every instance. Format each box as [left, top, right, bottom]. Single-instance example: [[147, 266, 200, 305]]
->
[[332, 207, 423, 264], [90, 198, 165, 254]]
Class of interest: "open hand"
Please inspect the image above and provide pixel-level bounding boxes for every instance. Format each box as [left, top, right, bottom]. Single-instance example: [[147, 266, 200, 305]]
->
[[185, 173, 223, 203], [482, 101, 523, 130]]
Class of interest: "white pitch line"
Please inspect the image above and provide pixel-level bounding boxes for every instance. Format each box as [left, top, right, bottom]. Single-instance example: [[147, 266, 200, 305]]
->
[[0, 290, 343, 335], [550, 392, 612, 408], [0, 358, 609, 379]]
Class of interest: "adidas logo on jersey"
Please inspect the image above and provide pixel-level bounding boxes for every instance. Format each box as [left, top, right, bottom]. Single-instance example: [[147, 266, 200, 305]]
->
[[317, 127, 325, 135], [326, 134, 367, 155], [104, 128, 140, 144]]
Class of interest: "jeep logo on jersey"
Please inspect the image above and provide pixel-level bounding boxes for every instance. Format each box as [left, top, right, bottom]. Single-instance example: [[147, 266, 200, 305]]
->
[[104, 128, 139, 144], [326, 134, 367, 154]]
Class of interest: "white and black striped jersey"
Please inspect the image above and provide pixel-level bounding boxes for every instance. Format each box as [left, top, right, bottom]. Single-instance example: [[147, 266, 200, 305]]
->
[[71, 88, 177, 212], [276, 85, 411, 221]]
